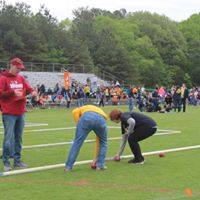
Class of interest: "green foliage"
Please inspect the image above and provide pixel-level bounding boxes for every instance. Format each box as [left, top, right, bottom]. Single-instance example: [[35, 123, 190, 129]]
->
[[179, 14, 200, 85], [0, 3, 199, 86], [128, 12, 188, 80]]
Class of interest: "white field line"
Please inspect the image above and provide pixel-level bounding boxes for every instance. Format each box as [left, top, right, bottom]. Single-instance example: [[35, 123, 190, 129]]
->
[[0, 137, 122, 150], [0, 123, 48, 129], [155, 131, 181, 135], [0, 126, 181, 135], [0, 127, 75, 134], [0, 130, 180, 150], [0, 145, 199, 177]]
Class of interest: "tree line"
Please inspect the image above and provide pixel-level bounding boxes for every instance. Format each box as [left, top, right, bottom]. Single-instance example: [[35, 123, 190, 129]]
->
[[0, 1, 199, 87]]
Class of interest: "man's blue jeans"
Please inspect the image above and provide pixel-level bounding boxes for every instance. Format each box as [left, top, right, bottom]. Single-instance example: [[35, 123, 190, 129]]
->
[[66, 112, 107, 170], [128, 97, 134, 112], [2, 114, 25, 165], [77, 98, 84, 107]]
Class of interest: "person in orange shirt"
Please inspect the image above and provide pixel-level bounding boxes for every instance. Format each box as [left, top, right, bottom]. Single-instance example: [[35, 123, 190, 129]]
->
[[39, 95, 45, 109], [116, 86, 121, 104]]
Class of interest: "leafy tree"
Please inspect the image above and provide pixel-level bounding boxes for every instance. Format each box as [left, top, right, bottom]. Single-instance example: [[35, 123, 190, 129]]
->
[[127, 12, 188, 84], [0, 3, 199, 86], [179, 14, 200, 85]]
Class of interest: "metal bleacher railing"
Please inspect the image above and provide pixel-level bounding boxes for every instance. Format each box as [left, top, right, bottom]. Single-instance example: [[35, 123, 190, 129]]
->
[[0, 60, 130, 88]]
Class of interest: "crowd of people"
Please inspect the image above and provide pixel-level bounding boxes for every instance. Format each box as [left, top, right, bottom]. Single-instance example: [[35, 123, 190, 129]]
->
[[27, 79, 200, 114], [127, 84, 200, 113]]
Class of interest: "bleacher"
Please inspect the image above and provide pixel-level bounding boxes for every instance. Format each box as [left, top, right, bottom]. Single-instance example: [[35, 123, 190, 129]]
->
[[21, 71, 109, 89]]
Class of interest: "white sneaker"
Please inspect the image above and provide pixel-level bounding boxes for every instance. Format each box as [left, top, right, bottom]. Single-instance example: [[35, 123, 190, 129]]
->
[[96, 166, 108, 170], [64, 168, 71, 172], [3, 164, 12, 171], [13, 162, 28, 169]]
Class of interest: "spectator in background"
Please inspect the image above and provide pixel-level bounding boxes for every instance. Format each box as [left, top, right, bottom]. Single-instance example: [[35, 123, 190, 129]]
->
[[38, 84, 45, 95], [54, 83, 60, 93], [84, 84, 90, 103], [99, 90, 105, 107], [188, 87, 198, 106], [115, 80, 120, 87], [152, 88, 160, 111], [158, 86, 166, 104], [165, 92, 173, 107], [173, 85, 182, 112], [76, 87, 84, 107], [137, 96, 146, 112], [127, 86, 135, 112], [181, 83, 189, 112], [146, 98, 154, 112], [86, 77, 91, 86], [96, 86, 101, 104], [0, 57, 35, 171], [105, 87, 110, 104], [163, 93, 173, 113], [112, 94, 118, 105], [116, 86, 121, 105], [65, 89, 72, 108]]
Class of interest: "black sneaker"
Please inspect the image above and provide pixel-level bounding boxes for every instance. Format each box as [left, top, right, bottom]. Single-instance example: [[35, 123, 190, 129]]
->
[[128, 158, 145, 165]]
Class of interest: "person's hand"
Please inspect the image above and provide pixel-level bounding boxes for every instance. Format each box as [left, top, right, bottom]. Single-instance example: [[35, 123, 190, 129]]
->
[[90, 159, 97, 169], [31, 90, 38, 97], [14, 90, 23, 97], [113, 155, 121, 161]]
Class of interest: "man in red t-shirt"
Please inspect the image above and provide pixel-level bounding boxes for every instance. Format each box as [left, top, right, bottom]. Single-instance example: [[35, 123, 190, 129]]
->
[[0, 57, 34, 171]]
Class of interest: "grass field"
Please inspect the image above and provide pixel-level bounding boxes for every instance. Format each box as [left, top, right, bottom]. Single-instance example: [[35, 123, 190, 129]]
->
[[0, 105, 200, 200]]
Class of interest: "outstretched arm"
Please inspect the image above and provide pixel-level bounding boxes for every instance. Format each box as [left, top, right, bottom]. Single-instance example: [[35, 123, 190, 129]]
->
[[114, 118, 136, 160], [118, 133, 129, 156]]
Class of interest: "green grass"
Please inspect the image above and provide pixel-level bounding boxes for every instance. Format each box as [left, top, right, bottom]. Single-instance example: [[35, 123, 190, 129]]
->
[[0, 105, 200, 200]]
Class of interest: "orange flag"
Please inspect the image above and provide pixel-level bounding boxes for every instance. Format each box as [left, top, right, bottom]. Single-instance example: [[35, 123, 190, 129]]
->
[[64, 71, 70, 89]]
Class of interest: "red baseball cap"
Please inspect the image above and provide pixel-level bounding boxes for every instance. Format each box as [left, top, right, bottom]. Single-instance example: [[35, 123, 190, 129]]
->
[[10, 57, 25, 69]]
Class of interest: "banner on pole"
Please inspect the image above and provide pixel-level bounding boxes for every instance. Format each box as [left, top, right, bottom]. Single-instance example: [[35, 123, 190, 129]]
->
[[64, 71, 70, 89]]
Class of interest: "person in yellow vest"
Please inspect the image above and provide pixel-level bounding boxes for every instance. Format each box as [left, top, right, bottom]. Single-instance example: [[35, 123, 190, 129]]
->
[[84, 84, 90, 102], [105, 87, 109, 103], [65, 105, 108, 171], [181, 83, 189, 112]]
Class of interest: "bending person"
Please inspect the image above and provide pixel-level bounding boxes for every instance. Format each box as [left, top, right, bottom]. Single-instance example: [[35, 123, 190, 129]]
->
[[65, 105, 108, 171], [109, 109, 157, 164]]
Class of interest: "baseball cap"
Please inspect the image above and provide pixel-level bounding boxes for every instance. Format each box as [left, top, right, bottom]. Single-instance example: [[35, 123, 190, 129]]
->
[[10, 57, 25, 69]]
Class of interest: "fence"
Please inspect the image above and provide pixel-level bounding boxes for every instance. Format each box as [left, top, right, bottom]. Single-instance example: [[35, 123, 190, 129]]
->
[[0, 60, 130, 87]]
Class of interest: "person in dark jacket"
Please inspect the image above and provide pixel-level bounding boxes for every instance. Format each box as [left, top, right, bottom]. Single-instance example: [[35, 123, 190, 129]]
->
[[109, 109, 157, 164], [173, 86, 182, 112]]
